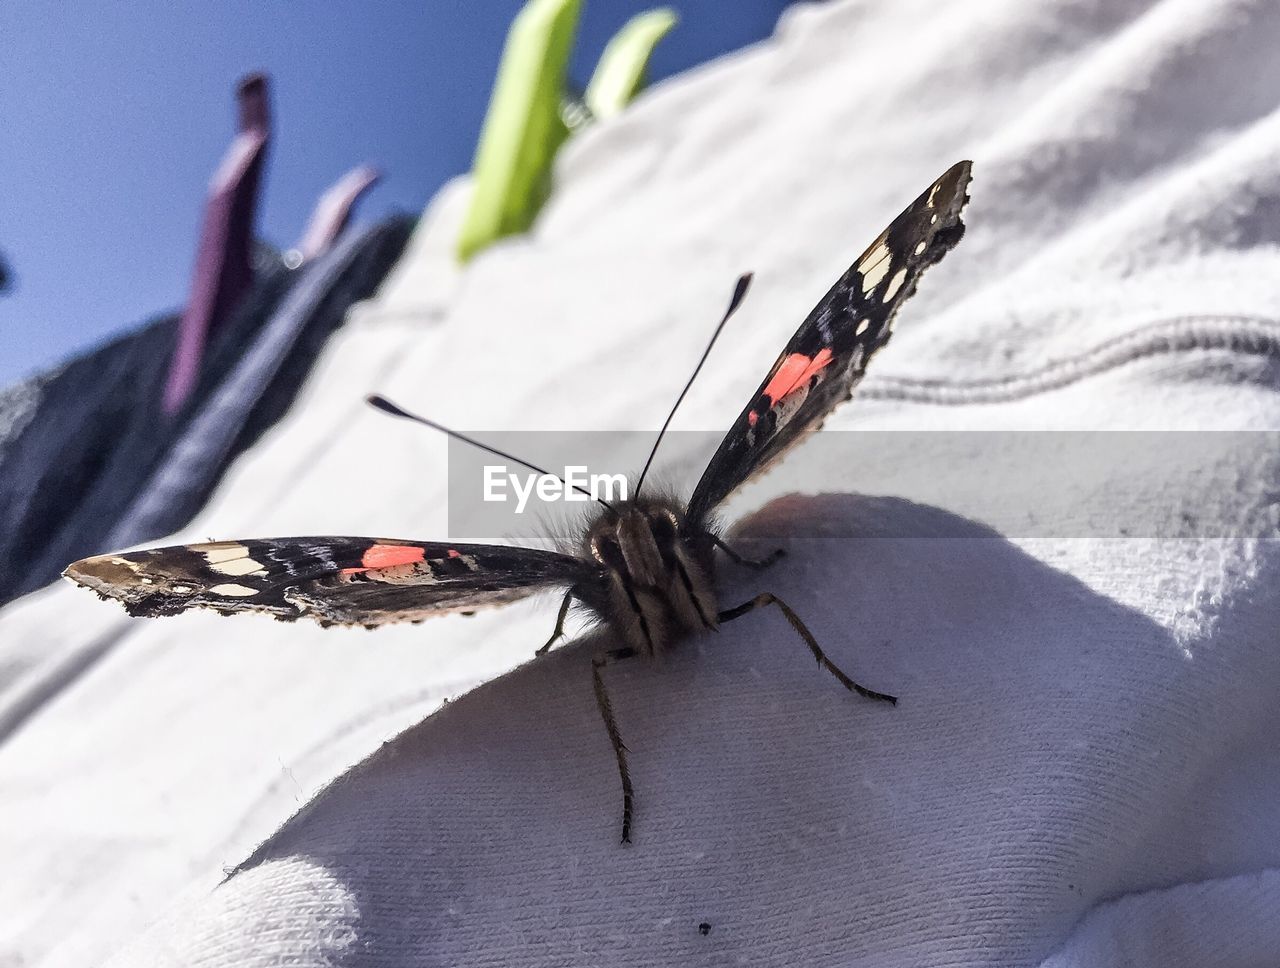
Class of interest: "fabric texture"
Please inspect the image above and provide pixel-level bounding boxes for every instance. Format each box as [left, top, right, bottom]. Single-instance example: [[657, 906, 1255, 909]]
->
[[2, 0, 1279, 965]]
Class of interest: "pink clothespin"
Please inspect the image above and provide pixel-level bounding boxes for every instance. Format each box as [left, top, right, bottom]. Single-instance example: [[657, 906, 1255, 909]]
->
[[293, 165, 381, 265], [162, 73, 271, 414]]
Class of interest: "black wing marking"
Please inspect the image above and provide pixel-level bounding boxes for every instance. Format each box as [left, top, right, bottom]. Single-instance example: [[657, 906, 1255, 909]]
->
[[687, 161, 971, 523], [64, 537, 595, 627]]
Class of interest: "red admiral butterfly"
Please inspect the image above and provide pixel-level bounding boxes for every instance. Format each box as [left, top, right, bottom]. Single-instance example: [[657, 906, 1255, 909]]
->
[[66, 161, 972, 842]]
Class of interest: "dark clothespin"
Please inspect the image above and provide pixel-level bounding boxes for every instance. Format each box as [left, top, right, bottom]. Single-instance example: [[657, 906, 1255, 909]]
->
[[292, 165, 381, 265], [163, 73, 271, 414]]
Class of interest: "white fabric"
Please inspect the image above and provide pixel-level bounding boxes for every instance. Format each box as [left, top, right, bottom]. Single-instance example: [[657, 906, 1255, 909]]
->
[[4, 0, 1280, 965]]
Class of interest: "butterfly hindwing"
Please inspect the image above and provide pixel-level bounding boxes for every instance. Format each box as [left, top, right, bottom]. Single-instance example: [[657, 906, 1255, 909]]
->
[[687, 161, 972, 523], [64, 537, 594, 627]]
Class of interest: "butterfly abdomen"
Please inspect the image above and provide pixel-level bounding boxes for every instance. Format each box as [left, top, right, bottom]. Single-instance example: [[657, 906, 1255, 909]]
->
[[579, 500, 718, 658]]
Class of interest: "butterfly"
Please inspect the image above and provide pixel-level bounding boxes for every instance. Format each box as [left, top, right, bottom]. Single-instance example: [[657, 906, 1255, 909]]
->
[[65, 161, 972, 842]]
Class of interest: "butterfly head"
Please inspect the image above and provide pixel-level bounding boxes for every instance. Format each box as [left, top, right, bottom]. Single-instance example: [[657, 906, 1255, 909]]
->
[[579, 496, 718, 658]]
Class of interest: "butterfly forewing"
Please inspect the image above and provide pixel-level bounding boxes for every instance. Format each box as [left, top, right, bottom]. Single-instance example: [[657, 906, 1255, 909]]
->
[[687, 160, 972, 523], [64, 538, 594, 627]]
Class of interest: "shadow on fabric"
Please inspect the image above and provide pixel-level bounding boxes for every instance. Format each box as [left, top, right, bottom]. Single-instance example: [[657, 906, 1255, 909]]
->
[[212, 492, 1273, 967]]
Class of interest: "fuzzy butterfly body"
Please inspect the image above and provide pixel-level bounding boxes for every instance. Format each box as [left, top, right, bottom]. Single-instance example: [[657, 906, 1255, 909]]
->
[[66, 161, 972, 841]]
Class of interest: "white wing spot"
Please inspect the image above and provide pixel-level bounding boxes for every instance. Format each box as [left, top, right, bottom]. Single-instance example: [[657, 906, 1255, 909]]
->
[[914, 241, 927, 255], [200, 541, 248, 560], [883, 268, 908, 302], [859, 245, 892, 293], [198, 542, 267, 576], [201, 542, 249, 563], [210, 556, 265, 576], [209, 583, 259, 597], [855, 318, 870, 336]]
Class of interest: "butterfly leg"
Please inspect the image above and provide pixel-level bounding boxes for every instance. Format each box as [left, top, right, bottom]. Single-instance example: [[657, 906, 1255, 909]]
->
[[718, 593, 896, 704], [536, 588, 577, 656], [711, 534, 784, 570], [591, 647, 637, 843]]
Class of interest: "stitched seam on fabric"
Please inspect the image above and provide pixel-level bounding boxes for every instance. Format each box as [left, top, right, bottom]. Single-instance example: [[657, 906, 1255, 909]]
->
[[863, 315, 1280, 405]]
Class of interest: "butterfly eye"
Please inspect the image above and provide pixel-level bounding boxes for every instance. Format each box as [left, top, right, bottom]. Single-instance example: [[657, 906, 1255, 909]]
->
[[591, 536, 626, 570], [647, 510, 678, 544]]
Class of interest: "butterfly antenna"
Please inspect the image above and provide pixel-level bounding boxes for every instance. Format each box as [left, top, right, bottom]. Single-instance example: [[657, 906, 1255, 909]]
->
[[367, 395, 616, 512], [633, 273, 753, 499]]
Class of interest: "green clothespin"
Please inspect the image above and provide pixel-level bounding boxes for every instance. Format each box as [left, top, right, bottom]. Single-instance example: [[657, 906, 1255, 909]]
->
[[585, 8, 677, 121], [457, 0, 678, 263]]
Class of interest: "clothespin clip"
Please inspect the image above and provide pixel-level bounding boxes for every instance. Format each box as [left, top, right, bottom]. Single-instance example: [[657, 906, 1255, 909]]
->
[[584, 8, 678, 121], [456, 0, 677, 263], [289, 165, 382, 267], [162, 73, 271, 414]]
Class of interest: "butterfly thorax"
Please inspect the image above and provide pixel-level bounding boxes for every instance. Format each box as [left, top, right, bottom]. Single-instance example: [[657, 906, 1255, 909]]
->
[[578, 498, 718, 658]]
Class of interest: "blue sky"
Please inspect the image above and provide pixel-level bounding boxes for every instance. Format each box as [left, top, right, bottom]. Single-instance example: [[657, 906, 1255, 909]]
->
[[1, 0, 790, 385]]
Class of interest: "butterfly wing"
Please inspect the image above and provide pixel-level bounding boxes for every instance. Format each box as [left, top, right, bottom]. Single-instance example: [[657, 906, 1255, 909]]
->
[[687, 161, 972, 523], [64, 537, 594, 627]]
